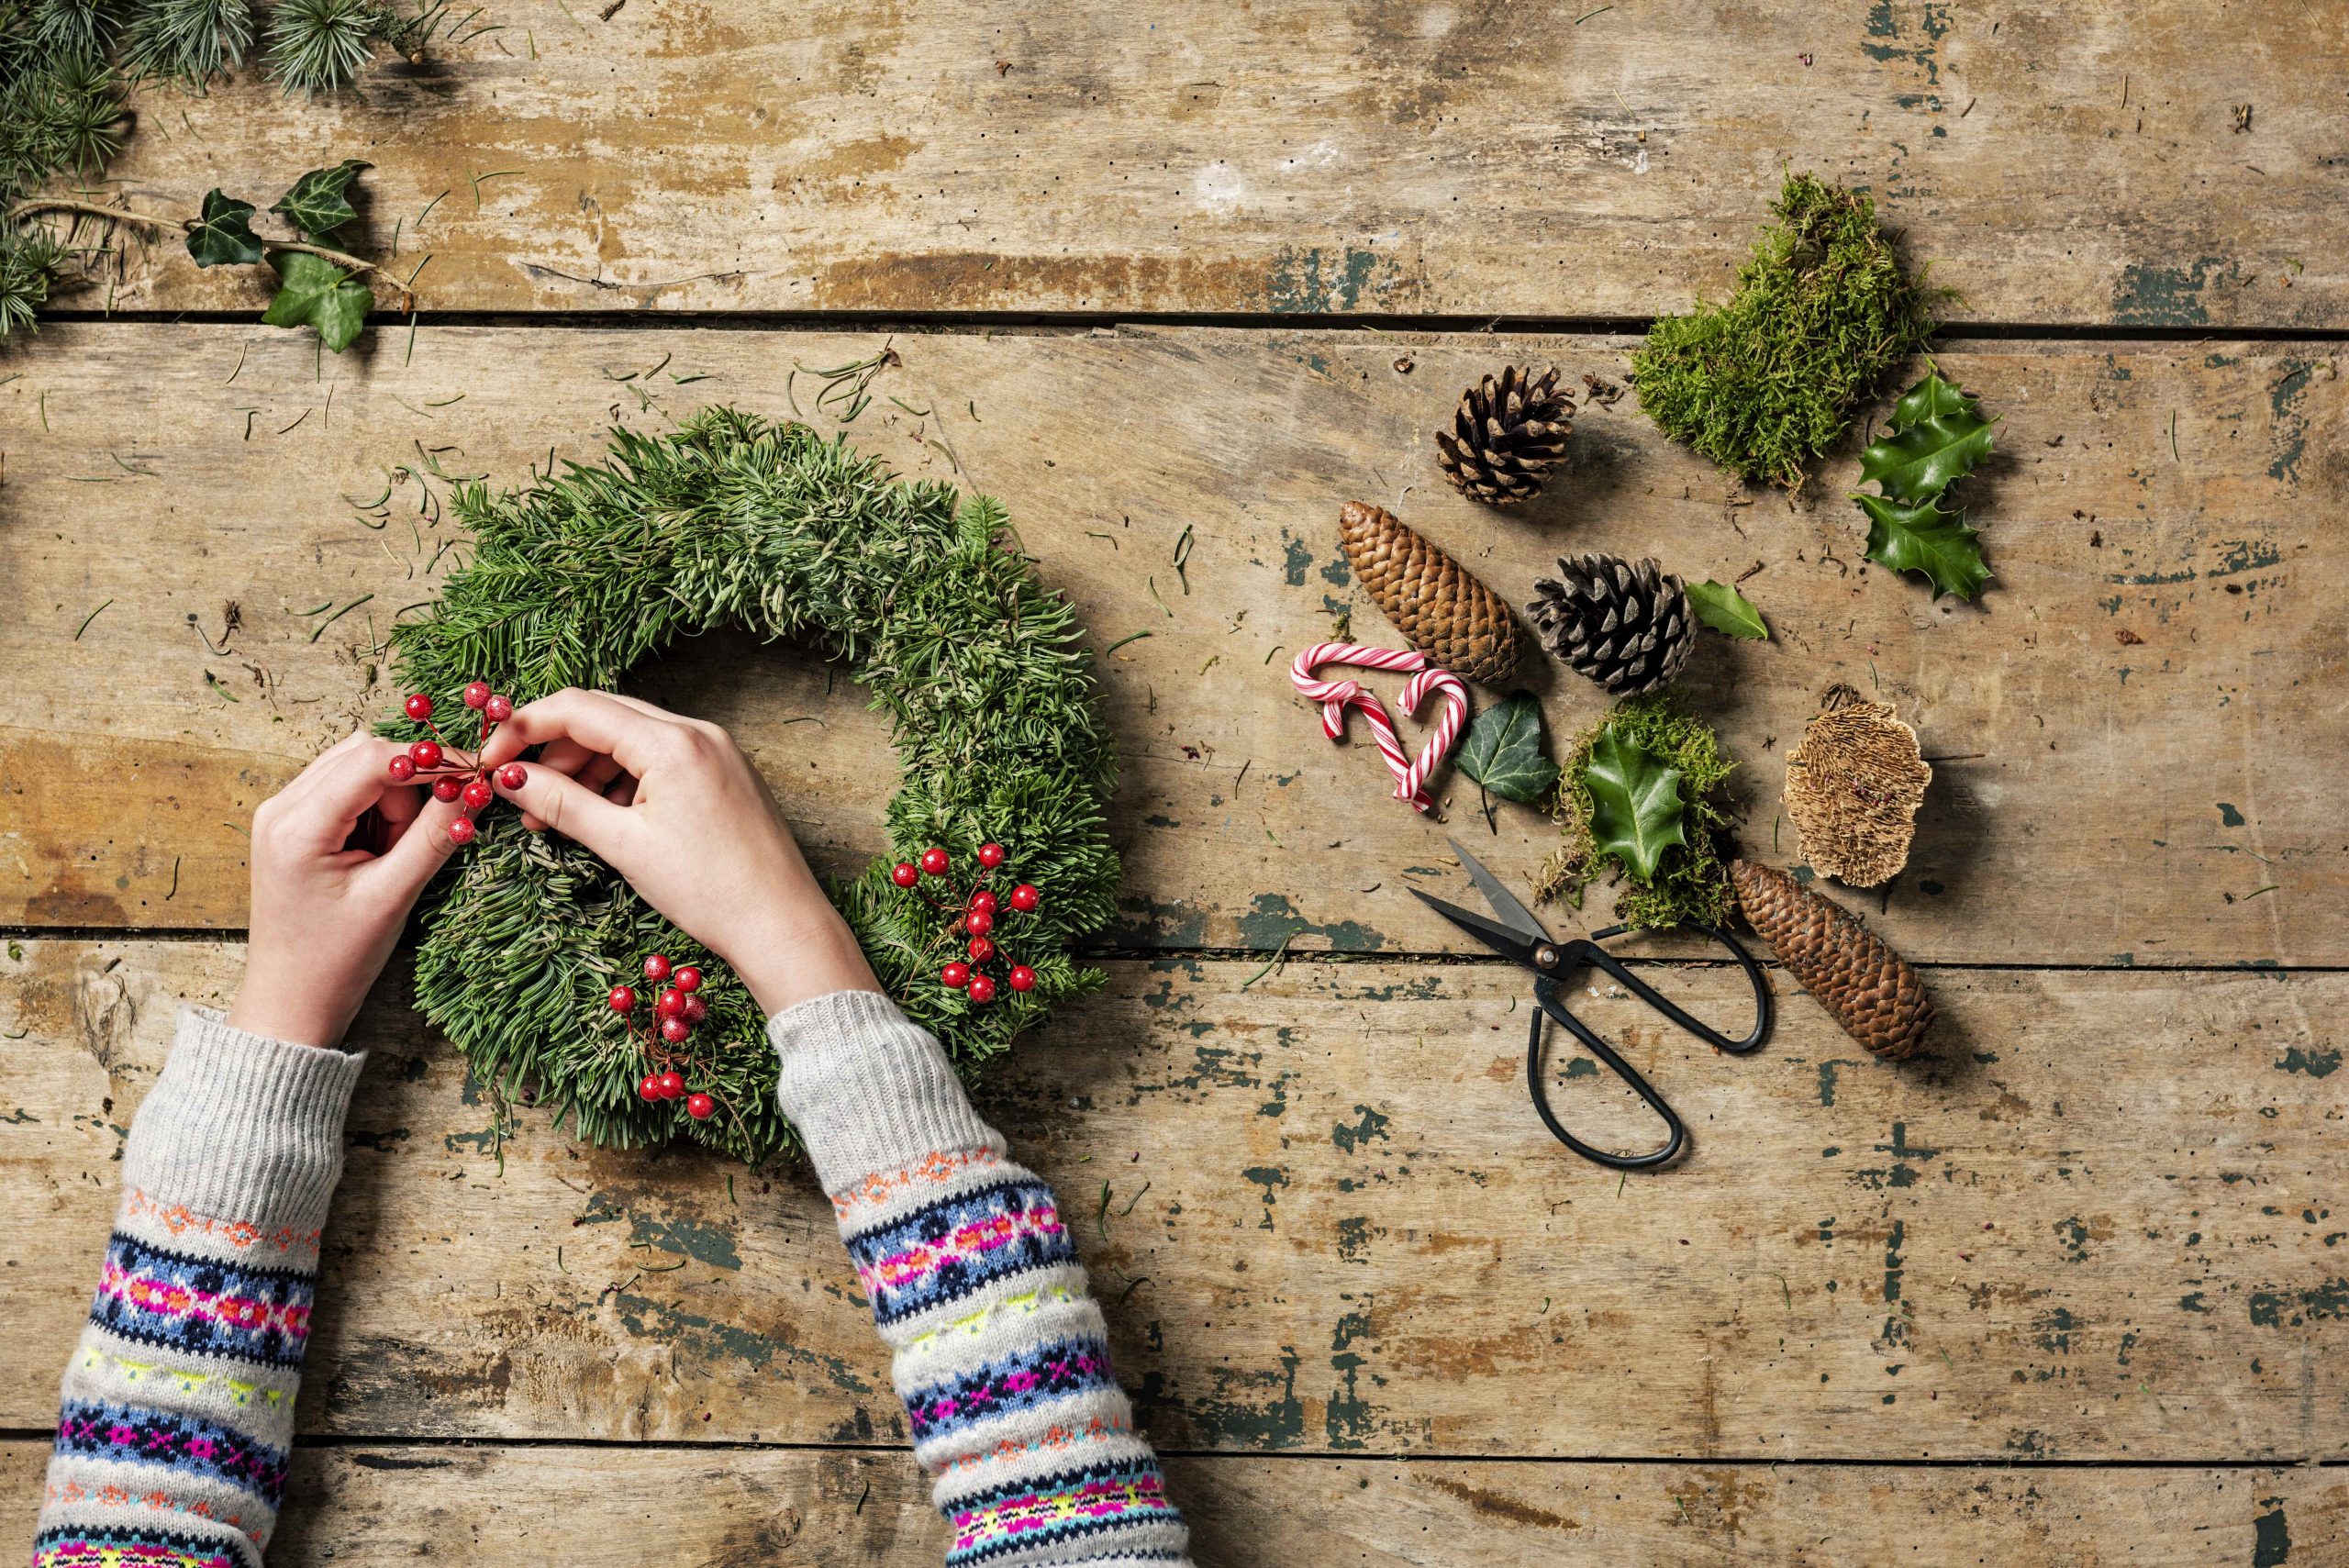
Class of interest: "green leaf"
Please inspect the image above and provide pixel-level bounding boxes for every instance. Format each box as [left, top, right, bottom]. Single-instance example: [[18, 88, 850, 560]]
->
[[262, 250, 372, 351], [1889, 368, 1977, 428], [1580, 727, 1687, 883], [1454, 692, 1559, 805], [1858, 406, 1996, 503], [1855, 493, 1993, 601], [185, 189, 262, 268], [271, 159, 371, 241], [1687, 580, 1769, 639]]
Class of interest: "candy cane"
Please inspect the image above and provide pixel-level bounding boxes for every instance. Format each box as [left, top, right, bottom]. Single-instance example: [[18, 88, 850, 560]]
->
[[1290, 642, 1471, 813]]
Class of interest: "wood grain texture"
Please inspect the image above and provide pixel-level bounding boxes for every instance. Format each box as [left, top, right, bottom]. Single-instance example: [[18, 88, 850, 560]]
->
[[6, 940, 2345, 1462], [4, 326, 2339, 962], [3, 1440, 2343, 1568], [54, 2, 2347, 327]]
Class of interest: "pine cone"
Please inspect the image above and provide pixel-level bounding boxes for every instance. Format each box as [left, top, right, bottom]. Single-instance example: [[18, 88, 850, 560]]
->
[[1527, 553, 1693, 695], [1784, 684, 1933, 888], [1435, 364, 1574, 506], [1730, 860, 1932, 1061], [1338, 501, 1522, 684]]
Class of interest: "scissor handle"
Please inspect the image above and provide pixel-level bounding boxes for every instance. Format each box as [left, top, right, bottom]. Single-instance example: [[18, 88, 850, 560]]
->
[[1581, 923, 1774, 1054], [1527, 975, 1687, 1170]]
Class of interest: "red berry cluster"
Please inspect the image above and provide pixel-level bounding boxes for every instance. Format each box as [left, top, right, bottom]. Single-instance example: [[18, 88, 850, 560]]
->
[[891, 841, 1042, 1004], [611, 953, 721, 1120], [388, 683, 527, 846]]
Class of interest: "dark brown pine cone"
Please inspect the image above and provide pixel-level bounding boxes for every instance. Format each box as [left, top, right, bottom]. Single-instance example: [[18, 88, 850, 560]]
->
[[1527, 552, 1693, 695], [1434, 364, 1574, 505], [1731, 860, 1933, 1061]]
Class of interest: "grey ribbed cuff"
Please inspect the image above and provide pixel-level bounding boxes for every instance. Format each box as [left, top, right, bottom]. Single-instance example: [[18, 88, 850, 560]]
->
[[119, 1007, 367, 1235], [767, 988, 1001, 1195]]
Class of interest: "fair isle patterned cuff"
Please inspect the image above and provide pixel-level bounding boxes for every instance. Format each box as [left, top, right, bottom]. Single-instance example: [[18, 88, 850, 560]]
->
[[122, 1008, 367, 1239], [767, 988, 1002, 1196]]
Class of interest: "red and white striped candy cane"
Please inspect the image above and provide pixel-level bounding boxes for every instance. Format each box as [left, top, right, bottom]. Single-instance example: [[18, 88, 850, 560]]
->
[[1290, 642, 1471, 813]]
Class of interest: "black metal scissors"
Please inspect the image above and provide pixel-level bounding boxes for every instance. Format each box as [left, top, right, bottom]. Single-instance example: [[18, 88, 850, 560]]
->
[[1411, 840, 1773, 1170]]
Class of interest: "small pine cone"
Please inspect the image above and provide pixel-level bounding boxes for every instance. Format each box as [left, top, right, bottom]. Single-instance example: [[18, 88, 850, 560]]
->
[[1731, 860, 1932, 1061], [1784, 684, 1933, 887], [1435, 364, 1574, 506], [1527, 552, 1693, 695], [1338, 501, 1522, 684]]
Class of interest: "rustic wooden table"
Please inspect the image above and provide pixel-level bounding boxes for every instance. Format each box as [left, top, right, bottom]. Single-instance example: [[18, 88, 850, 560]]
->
[[4, 4, 2344, 1562]]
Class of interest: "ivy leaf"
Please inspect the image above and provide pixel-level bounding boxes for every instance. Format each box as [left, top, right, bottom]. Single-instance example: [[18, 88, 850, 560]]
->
[[271, 159, 371, 241], [1687, 580, 1769, 639], [1855, 493, 1993, 601], [1859, 373, 1996, 504], [185, 189, 262, 268], [1889, 368, 1978, 428], [1580, 728, 1687, 883], [262, 250, 372, 352], [1454, 692, 1559, 805]]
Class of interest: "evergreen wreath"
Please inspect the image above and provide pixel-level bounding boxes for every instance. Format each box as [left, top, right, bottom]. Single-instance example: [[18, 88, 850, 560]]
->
[[386, 407, 1122, 1166]]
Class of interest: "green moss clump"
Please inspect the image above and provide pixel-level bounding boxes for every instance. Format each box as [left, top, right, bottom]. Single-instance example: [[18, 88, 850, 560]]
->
[[1632, 172, 1940, 490], [1539, 693, 1737, 931]]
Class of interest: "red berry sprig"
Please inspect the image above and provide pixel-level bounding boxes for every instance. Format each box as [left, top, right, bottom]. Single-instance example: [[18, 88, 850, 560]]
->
[[891, 841, 1045, 1006], [613, 954, 721, 1120], [389, 682, 529, 846]]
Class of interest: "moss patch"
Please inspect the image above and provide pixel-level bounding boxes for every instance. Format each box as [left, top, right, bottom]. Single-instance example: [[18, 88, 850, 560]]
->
[[1633, 172, 1941, 489], [1539, 694, 1737, 930]]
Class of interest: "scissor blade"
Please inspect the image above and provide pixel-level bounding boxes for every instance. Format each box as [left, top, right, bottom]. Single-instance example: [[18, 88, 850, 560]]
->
[[1409, 888, 1544, 967], [1445, 838, 1549, 942]]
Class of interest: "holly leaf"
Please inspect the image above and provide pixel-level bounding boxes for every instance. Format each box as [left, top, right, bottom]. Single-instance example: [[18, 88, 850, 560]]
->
[[185, 189, 262, 268], [271, 159, 371, 241], [1580, 728, 1687, 883], [1859, 406, 1996, 503], [1855, 493, 1993, 601], [1889, 369, 1978, 428], [1455, 692, 1559, 805], [261, 250, 372, 352], [1687, 580, 1769, 639]]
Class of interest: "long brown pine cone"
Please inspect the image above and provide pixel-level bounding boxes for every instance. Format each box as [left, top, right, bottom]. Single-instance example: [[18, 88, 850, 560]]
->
[[1731, 859, 1933, 1060], [1337, 500, 1523, 684]]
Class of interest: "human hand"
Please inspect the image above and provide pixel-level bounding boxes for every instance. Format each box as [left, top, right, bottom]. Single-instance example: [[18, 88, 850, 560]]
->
[[478, 689, 879, 1015], [228, 730, 467, 1048]]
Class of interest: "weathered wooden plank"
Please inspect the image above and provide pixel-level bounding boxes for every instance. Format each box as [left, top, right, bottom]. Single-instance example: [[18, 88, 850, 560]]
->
[[4, 326, 2338, 962], [6, 940, 2344, 1462], [3, 1440, 2342, 1568], [58, 2, 2349, 327]]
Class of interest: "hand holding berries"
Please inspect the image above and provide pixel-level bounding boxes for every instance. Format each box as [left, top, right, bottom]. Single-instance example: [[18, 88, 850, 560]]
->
[[388, 681, 518, 846]]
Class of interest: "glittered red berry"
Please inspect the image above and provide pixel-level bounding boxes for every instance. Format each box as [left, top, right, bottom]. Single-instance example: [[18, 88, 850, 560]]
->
[[969, 889, 998, 915], [496, 763, 528, 791], [447, 817, 477, 846], [1008, 964, 1037, 993], [655, 988, 686, 1018], [967, 936, 996, 963], [409, 740, 442, 769], [638, 1073, 663, 1102], [608, 985, 638, 1015], [682, 995, 707, 1024], [941, 962, 971, 990], [462, 779, 495, 810], [484, 694, 514, 722], [685, 1093, 717, 1120], [655, 1071, 685, 1100], [661, 1017, 691, 1043], [643, 954, 672, 983], [919, 847, 950, 876], [432, 776, 463, 802], [387, 755, 417, 783], [462, 682, 491, 709], [674, 966, 702, 994], [1008, 884, 1041, 912], [967, 974, 997, 1004], [963, 908, 994, 938], [405, 693, 435, 720], [978, 842, 1007, 869], [891, 862, 920, 888]]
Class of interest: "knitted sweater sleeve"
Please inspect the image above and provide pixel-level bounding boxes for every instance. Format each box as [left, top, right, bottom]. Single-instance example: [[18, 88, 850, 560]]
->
[[32, 1008, 365, 1568], [770, 988, 1193, 1568]]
